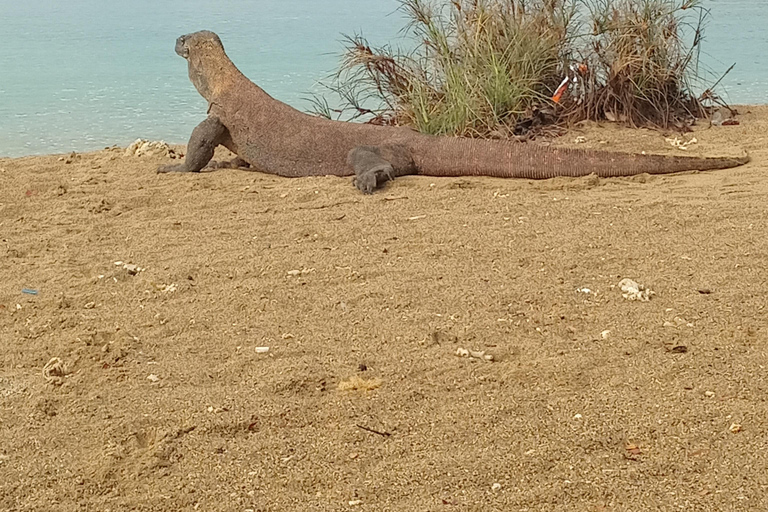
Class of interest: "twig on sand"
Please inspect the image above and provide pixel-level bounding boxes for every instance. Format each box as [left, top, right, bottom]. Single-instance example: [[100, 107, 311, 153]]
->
[[298, 200, 362, 211], [356, 424, 391, 437]]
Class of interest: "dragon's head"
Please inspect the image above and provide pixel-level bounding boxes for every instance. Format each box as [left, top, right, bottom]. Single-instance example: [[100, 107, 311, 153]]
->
[[175, 31, 223, 59], [174, 31, 228, 101]]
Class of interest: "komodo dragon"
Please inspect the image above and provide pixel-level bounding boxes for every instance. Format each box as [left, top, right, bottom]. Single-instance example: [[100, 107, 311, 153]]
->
[[158, 31, 749, 194]]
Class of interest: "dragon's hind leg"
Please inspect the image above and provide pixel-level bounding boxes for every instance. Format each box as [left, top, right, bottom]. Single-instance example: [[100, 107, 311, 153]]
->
[[347, 144, 417, 194], [157, 116, 231, 173]]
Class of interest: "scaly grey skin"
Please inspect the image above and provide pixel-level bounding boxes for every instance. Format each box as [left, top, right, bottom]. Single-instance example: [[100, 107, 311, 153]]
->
[[158, 31, 749, 194]]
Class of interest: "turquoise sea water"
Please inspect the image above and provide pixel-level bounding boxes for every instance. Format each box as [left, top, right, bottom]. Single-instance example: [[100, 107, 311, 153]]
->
[[1, 0, 766, 157]]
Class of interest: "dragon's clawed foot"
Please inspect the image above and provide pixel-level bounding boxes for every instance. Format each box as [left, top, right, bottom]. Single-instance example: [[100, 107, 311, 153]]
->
[[354, 164, 394, 194]]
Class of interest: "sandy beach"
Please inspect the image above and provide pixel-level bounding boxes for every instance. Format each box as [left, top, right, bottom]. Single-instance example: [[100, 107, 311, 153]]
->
[[1, 107, 767, 511]]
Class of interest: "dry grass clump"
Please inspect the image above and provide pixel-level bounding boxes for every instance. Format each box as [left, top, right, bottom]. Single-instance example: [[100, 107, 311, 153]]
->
[[312, 0, 720, 134], [576, 0, 709, 128]]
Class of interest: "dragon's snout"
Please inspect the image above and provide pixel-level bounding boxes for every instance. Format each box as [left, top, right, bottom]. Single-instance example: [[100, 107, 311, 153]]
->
[[175, 36, 189, 58]]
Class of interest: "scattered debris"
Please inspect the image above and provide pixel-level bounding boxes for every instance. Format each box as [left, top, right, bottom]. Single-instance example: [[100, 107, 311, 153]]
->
[[698, 288, 712, 295], [704, 391, 715, 398], [286, 268, 314, 277], [124, 264, 143, 275], [114, 261, 145, 275], [84, 301, 96, 309], [21, 288, 38, 295], [573, 136, 587, 144], [349, 500, 363, 506], [710, 110, 727, 126], [663, 317, 694, 328], [573, 414, 583, 420], [710, 108, 739, 127], [625, 443, 643, 456], [407, 215, 427, 221], [576, 287, 593, 294], [618, 278, 654, 301], [665, 136, 697, 150], [255, 347, 270, 354], [491, 483, 502, 492], [601, 330, 611, 340], [669, 345, 688, 354], [159, 283, 177, 293], [147, 374, 160, 383], [455, 347, 494, 362], [338, 375, 382, 392], [58, 152, 80, 164], [729, 423, 743, 434], [43, 357, 68, 385], [124, 139, 179, 158]]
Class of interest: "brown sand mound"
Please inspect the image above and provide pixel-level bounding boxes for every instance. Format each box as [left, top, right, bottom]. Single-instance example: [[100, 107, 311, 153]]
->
[[1, 107, 767, 511]]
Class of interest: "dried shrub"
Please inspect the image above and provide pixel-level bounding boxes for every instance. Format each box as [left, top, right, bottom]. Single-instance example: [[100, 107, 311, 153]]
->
[[572, 0, 709, 128], [311, 0, 722, 134]]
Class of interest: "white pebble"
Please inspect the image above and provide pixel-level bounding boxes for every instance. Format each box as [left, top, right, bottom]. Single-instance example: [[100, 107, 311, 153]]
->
[[618, 278, 654, 301]]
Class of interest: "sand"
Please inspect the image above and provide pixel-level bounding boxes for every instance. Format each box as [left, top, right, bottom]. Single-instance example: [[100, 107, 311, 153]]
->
[[1, 107, 767, 511]]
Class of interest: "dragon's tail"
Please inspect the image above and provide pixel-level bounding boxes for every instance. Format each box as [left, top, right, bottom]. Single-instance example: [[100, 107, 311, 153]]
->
[[409, 136, 749, 179]]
